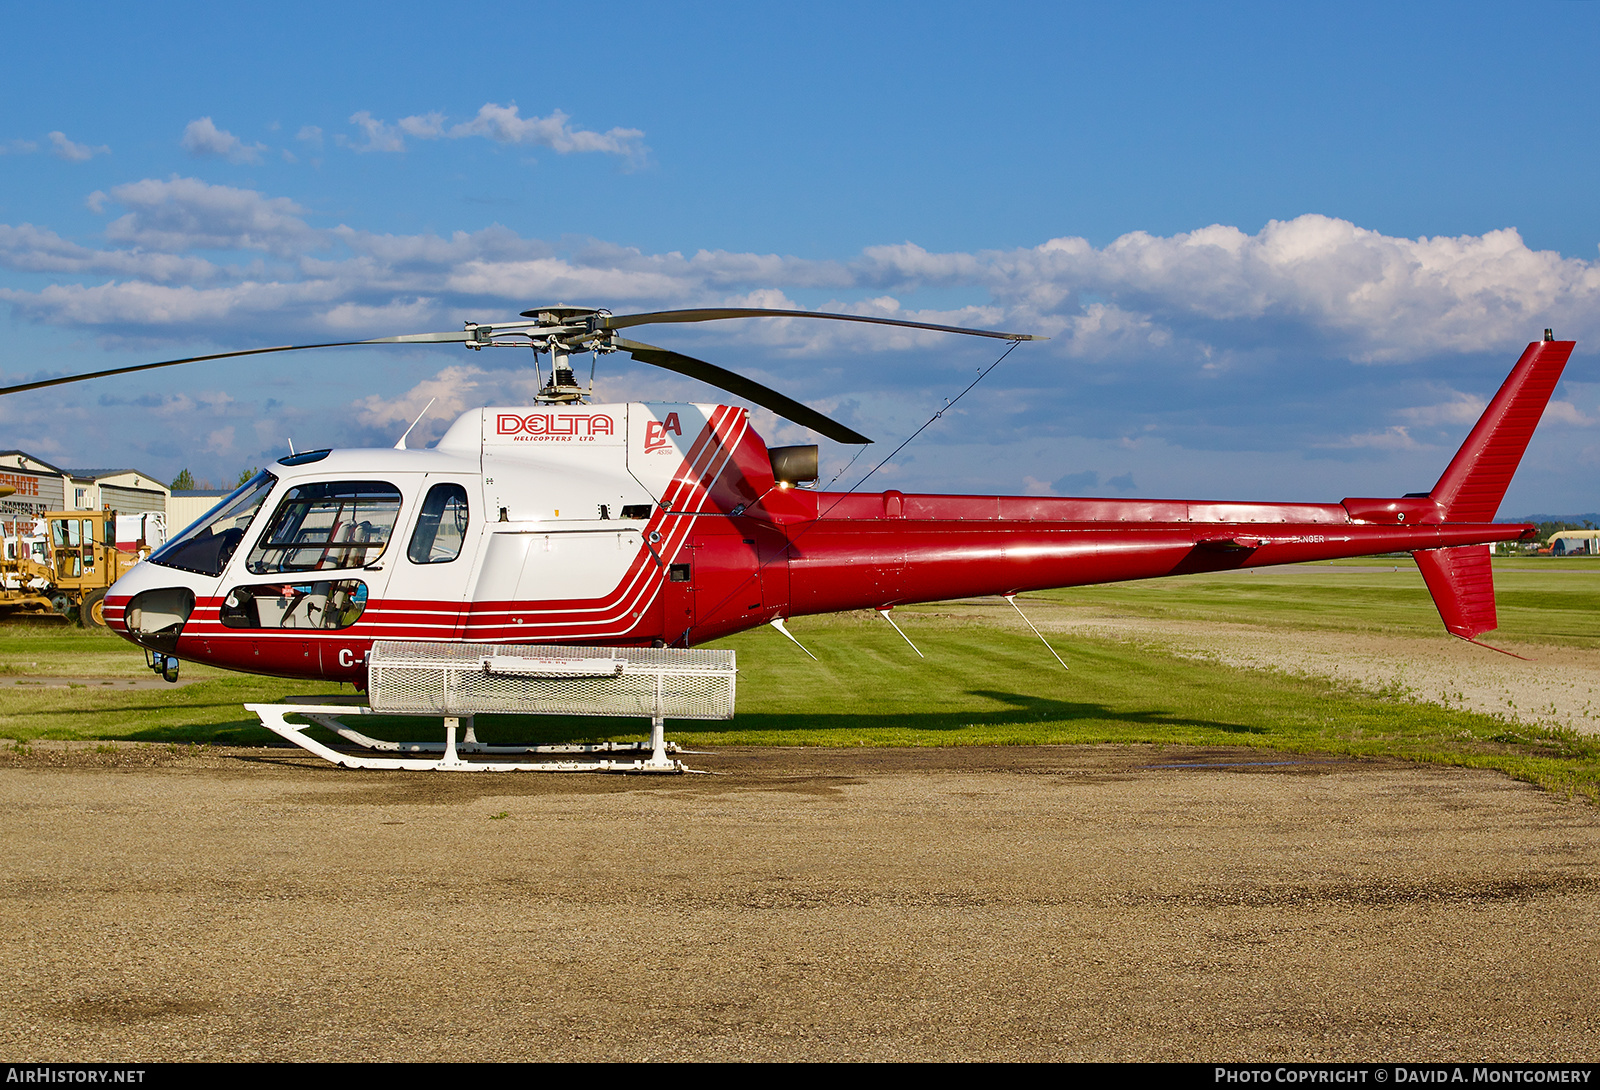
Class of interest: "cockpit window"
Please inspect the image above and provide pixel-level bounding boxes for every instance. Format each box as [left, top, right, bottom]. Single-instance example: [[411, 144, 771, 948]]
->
[[407, 483, 469, 564], [149, 471, 277, 577], [246, 481, 403, 574], [220, 579, 368, 629]]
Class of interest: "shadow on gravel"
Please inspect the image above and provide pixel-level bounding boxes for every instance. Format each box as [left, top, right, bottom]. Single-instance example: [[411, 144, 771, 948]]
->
[[99, 687, 1264, 747]]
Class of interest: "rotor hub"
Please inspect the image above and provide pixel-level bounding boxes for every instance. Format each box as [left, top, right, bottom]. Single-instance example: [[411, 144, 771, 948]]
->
[[519, 305, 606, 327]]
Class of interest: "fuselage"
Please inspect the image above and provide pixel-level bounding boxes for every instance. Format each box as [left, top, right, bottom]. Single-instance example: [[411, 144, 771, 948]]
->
[[103, 400, 1531, 687]]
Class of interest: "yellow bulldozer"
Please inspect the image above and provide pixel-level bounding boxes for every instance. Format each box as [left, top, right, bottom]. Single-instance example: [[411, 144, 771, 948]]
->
[[1, 490, 149, 626]]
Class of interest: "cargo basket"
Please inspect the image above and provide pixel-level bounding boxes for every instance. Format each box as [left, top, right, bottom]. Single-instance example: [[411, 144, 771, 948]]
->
[[365, 640, 737, 720]]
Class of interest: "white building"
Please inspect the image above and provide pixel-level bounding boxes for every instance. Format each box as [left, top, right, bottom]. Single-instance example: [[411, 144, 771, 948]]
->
[[0, 450, 69, 539], [166, 489, 232, 536], [63, 468, 169, 515]]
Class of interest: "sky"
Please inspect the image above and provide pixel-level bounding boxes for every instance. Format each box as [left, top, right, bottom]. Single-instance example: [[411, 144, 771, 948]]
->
[[1, 0, 1597, 514]]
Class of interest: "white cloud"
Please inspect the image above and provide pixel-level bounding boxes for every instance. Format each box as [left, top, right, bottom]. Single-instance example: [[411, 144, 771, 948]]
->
[[204, 425, 236, 454], [96, 391, 239, 420], [1542, 400, 1594, 427], [975, 217, 1600, 361], [341, 111, 405, 153], [0, 223, 218, 283], [97, 177, 322, 256], [334, 103, 646, 160], [1397, 392, 1487, 427], [443, 256, 694, 303], [181, 117, 266, 164], [0, 278, 332, 327], [1330, 426, 1425, 450], [0, 139, 39, 155], [354, 363, 545, 444], [397, 112, 446, 138], [447, 103, 646, 160], [48, 132, 108, 161], [331, 223, 552, 267], [6, 197, 1600, 438], [1394, 387, 1592, 436], [296, 125, 324, 147], [318, 297, 440, 333]]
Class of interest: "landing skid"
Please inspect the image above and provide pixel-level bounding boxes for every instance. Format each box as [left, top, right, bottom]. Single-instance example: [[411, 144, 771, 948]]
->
[[245, 703, 694, 773], [246, 641, 736, 773]]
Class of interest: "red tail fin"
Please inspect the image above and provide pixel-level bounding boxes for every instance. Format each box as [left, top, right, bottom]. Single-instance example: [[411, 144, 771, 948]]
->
[[1413, 544, 1497, 639], [1429, 338, 1574, 521], [1411, 336, 1572, 651]]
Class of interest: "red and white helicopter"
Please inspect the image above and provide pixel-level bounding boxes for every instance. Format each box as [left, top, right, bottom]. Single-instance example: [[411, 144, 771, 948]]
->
[[1, 306, 1574, 770]]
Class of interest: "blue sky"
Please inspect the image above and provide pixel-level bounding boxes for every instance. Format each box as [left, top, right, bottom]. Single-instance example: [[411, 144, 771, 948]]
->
[[1, 1, 1597, 513]]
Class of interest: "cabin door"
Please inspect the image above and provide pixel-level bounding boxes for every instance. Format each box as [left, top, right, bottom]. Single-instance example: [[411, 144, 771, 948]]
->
[[381, 476, 481, 640]]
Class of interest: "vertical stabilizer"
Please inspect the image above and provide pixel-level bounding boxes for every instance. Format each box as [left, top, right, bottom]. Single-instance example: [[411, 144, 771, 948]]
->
[[1429, 338, 1574, 522], [1412, 544, 1497, 639]]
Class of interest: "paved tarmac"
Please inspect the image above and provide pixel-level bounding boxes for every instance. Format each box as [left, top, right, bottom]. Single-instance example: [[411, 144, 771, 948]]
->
[[1, 743, 1597, 1061]]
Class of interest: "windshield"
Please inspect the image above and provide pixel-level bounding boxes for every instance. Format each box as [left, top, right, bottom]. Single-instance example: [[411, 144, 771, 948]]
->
[[149, 471, 278, 577]]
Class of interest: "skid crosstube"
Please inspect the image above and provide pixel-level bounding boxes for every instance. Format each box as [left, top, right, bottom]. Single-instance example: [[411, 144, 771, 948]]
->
[[246, 703, 694, 772]]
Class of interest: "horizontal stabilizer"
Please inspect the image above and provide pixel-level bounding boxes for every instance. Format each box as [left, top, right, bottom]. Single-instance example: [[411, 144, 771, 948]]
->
[[1413, 545, 1497, 639], [1430, 339, 1574, 522]]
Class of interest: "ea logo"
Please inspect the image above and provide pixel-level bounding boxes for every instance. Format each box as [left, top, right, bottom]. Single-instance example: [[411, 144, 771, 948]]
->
[[644, 412, 682, 453]]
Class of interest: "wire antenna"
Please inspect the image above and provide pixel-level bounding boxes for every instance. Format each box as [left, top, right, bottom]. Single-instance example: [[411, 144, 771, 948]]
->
[[841, 338, 1022, 499]]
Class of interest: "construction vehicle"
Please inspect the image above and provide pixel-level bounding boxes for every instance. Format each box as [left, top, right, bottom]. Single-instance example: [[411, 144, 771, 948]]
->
[[1, 502, 150, 626]]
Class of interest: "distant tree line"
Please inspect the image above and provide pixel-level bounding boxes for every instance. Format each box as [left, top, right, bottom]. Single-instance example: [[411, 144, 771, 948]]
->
[[1536, 519, 1597, 538], [1496, 519, 1599, 554], [169, 467, 260, 491]]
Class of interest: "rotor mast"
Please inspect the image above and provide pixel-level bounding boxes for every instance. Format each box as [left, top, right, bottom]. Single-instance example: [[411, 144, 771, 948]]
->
[[463, 305, 611, 404]]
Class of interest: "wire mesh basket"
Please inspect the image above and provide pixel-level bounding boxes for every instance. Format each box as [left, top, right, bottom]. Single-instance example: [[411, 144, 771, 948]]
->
[[366, 640, 737, 719]]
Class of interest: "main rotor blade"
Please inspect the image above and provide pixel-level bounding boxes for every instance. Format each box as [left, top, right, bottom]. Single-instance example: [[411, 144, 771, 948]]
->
[[612, 336, 871, 445], [599, 307, 1046, 342], [0, 330, 469, 397]]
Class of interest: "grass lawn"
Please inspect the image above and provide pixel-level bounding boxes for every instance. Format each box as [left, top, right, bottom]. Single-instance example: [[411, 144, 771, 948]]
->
[[1, 558, 1597, 801], [1033, 557, 1600, 648]]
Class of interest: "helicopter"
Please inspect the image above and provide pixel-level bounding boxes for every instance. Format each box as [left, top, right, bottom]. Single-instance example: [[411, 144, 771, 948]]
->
[[0, 306, 1574, 768]]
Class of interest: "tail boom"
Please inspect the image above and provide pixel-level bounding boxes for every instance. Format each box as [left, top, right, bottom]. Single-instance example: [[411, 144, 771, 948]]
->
[[764, 337, 1568, 645], [784, 511, 1529, 617]]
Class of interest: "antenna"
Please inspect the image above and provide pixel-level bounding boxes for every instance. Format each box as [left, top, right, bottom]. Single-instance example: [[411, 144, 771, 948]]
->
[[1004, 594, 1068, 671], [287, 438, 296, 455], [768, 617, 817, 660], [394, 398, 437, 450], [876, 607, 924, 657]]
